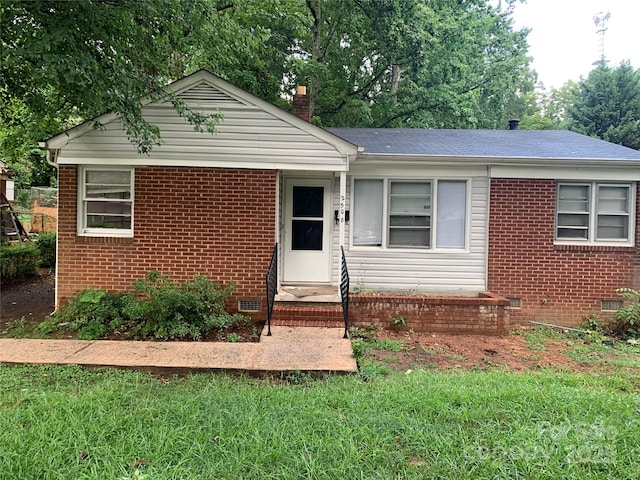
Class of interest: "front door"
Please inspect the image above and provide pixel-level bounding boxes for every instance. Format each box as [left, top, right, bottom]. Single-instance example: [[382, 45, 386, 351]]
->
[[282, 178, 332, 283]]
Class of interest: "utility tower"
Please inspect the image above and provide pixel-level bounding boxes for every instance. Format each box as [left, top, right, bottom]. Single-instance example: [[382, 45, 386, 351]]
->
[[593, 11, 610, 63]]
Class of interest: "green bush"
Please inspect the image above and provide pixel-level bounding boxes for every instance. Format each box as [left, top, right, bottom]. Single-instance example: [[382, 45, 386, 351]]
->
[[0, 242, 39, 280], [35, 232, 56, 269], [55, 288, 129, 340], [612, 288, 640, 339], [123, 271, 242, 340], [52, 271, 246, 341]]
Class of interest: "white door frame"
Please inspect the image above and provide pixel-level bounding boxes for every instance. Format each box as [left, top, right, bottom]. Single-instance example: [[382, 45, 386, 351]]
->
[[281, 177, 333, 284]]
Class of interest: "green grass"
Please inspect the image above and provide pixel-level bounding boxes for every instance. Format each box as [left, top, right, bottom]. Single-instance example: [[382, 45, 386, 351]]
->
[[517, 326, 565, 351], [1, 365, 640, 479], [514, 326, 640, 370]]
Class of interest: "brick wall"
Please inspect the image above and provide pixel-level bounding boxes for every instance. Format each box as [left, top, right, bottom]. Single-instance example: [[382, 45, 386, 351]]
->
[[349, 292, 511, 335], [488, 179, 640, 326], [270, 293, 510, 335], [57, 166, 277, 316]]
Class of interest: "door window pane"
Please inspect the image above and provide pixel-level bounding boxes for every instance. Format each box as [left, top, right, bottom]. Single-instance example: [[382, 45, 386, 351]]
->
[[293, 186, 324, 218], [292, 220, 323, 250], [353, 179, 383, 246], [436, 181, 466, 248]]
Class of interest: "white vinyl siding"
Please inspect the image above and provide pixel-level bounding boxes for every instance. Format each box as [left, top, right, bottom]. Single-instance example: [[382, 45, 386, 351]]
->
[[54, 80, 354, 171], [556, 182, 634, 245], [336, 176, 486, 292], [78, 167, 133, 237]]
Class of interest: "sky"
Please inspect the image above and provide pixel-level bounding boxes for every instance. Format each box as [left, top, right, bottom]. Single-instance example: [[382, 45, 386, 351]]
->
[[508, 0, 640, 89]]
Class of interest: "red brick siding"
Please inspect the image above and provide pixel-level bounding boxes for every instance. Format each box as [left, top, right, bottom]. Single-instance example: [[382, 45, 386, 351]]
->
[[56, 166, 277, 316], [488, 179, 639, 326], [349, 292, 510, 335], [271, 293, 511, 335]]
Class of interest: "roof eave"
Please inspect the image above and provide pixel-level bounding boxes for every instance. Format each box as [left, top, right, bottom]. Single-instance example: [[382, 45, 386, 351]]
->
[[355, 153, 640, 167]]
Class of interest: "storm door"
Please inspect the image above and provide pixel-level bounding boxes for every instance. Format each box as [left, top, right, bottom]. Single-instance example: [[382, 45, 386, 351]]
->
[[282, 178, 332, 283]]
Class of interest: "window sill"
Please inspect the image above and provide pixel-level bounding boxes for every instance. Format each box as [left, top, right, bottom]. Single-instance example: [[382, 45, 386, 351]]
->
[[349, 245, 469, 254], [75, 235, 134, 245], [554, 243, 634, 253]]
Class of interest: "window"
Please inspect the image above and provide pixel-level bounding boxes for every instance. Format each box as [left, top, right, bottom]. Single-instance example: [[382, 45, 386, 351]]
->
[[79, 168, 133, 236], [352, 179, 383, 246], [389, 181, 431, 247], [556, 182, 633, 245], [352, 178, 467, 249]]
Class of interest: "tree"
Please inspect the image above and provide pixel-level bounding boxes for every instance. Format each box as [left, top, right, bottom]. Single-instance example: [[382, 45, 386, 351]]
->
[[567, 61, 640, 150], [1, 0, 220, 186], [1, 0, 535, 187], [520, 81, 578, 130], [289, 0, 534, 129]]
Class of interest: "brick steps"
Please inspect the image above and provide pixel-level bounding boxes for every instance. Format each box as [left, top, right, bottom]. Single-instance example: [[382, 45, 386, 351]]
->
[[272, 303, 345, 328]]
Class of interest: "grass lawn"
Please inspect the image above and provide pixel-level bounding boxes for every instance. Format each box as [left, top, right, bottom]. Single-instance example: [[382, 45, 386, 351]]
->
[[1, 364, 639, 479]]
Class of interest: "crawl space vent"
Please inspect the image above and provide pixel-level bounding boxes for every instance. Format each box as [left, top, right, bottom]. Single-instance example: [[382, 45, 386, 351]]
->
[[508, 297, 522, 308], [601, 300, 623, 311], [238, 300, 262, 313]]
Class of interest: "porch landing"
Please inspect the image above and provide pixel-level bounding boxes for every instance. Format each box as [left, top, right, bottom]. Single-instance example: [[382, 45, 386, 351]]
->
[[276, 285, 340, 302], [0, 326, 357, 374]]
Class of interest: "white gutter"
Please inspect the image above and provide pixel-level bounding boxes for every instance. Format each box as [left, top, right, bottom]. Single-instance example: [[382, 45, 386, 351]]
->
[[41, 146, 60, 169]]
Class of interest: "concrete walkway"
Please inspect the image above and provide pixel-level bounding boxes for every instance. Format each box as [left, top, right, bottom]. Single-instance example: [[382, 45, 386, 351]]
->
[[0, 326, 358, 374]]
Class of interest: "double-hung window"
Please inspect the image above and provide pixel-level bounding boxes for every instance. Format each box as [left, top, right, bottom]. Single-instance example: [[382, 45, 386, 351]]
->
[[556, 182, 634, 245], [388, 181, 432, 247], [352, 178, 467, 249], [79, 167, 134, 237]]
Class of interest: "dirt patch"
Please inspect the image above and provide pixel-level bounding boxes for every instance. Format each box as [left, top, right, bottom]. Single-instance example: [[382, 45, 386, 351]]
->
[[368, 328, 587, 373], [1, 268, 55, 327]]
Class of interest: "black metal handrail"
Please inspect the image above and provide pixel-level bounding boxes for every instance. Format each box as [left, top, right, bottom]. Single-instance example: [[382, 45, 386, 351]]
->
[[265, 243, 278, 336], [340, 246, 350, 338]]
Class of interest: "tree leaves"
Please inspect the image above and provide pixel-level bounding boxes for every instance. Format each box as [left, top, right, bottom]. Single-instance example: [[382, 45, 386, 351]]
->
[[1, 0, 535, 187], [567, 61, 640, 150]]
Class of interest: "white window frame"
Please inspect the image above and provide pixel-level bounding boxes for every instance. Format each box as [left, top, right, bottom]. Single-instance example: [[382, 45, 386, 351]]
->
[[555, 181, 635, 246], [78, 166, 134, 237], [350, 177, 469, 251]]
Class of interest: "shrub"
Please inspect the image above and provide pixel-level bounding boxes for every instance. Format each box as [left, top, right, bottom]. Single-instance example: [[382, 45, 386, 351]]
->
[[123, 271, 243, 340], [15, 190, 32, 209], [35, 232, 56, 269], [54, 288, 129, 340], [0, 242, 39, 280], [612, 288, 640, 339], [51, 271, 247, 341]]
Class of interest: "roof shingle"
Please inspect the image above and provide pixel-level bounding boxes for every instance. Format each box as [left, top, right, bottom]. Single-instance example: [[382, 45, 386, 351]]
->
[[326, 128, 640, 161]]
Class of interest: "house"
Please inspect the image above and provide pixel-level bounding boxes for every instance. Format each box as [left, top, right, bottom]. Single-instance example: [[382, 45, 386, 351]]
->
[[40, 70, 640, 334]]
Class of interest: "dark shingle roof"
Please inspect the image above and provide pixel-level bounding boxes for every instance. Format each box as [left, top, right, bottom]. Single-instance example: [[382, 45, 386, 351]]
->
[[326, 128, 640, 161]]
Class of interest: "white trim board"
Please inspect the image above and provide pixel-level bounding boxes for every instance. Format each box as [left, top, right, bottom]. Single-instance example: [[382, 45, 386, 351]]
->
[[490, 165, 640, 181]]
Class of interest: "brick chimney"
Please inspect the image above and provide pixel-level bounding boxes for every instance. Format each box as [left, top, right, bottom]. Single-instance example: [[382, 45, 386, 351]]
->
[[292, 85, 310, 121]]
